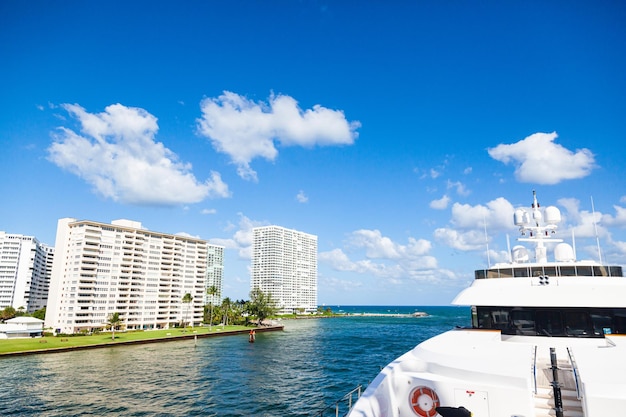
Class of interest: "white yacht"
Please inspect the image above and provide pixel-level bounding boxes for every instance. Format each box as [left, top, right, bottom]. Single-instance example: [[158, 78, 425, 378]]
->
[[348, 191, 626, 417]]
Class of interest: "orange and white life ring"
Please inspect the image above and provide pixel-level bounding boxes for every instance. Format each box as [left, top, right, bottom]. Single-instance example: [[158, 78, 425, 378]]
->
[[409, 386, 441, 417]]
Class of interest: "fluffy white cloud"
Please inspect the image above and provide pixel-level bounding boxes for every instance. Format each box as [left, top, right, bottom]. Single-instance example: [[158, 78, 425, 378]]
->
[[435, 197, 516, 252], [48, 103, 231, 205], [430, 195, 450, 210], [209, 214, 267, 259], [318, 229, 444, 283], [447, 180, 470, 196], [450, 197, 514, 230], [296, 190, 309, 203], [433, 227, 487, 251], [197, 91, 360, 181], [602, 205, 626, 228], [348, 229, 432, 259], [488, 132, 595, 184]]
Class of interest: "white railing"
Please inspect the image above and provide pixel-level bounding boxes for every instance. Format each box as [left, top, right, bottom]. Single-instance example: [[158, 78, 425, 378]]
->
[[314, 385, 363, 417], [566, 347, 582, 400], [532, 345, 538, 394]]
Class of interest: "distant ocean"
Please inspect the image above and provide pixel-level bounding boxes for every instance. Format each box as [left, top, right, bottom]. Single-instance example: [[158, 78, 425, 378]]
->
[[0, 306, 470, 417]]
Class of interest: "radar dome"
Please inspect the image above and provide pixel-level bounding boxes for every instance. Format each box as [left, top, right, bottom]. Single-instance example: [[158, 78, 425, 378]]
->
[[554, 243, 575, 262], [544, 206, 561, 225], [514, 209, 529, 226], [512, 245, 529, 263]]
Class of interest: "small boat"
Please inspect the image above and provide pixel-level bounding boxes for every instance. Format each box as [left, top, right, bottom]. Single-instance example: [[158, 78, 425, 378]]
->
[[347, 191, 626, 417]]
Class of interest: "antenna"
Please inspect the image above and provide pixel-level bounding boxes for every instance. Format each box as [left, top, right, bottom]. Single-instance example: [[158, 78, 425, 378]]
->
[[506, 234, 512, 263], [483, 215, 491, 268], [590, 196, 603, 264]]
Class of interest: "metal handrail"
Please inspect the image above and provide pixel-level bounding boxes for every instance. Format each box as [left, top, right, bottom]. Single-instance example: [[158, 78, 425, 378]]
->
[[314, 385, 363, 417], [566, 347, 582, 400], [532, 345, 538, 395]]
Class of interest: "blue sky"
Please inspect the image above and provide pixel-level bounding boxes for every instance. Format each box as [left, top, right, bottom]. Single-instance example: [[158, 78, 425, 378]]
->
[[2, 1, 625, 305]]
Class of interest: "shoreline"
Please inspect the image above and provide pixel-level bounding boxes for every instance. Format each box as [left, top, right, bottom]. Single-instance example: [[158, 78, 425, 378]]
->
[[293, 311, 429, 319], [0, 325, 283, 357]]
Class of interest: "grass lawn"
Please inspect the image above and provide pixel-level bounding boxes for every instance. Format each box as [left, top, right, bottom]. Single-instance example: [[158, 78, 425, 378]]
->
[[0, 325, 251, 355]]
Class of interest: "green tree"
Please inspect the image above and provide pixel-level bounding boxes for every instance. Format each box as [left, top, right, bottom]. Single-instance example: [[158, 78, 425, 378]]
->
[[32, 307, 46, 321], [182, 293, 193, 329], [221, 297, 232, 327], [0, 306, 16, 322], [206, 285, 218, 329], [248, 288, 277, 325], [106, 312, 122, 340]]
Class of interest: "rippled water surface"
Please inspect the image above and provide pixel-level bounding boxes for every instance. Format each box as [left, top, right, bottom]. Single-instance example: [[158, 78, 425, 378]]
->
[[0, 306, 469, 416]]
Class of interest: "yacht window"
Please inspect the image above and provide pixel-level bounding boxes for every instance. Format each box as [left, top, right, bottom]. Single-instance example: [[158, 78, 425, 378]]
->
[[476, 309, 491, 328], [543, 266, 557, 277], [564, 311, 592, 336], [475, 270, 487, 280], [559, 266, 576, 277], [575, 266, 592, 277], [514, 267, 530, 277], [614, 311, 626, 334], [536, 310, 564, 336], [499, 268, 513, 278], [486, 269, 499, 279], [592, 266, 607, 277], [510, 310, 535, 335], [474, 307, 625, 337], [531, 267, 544, 277], [609, 266, 624, 277], [590, 312, 613, 336], [477, 307, 509, 329]]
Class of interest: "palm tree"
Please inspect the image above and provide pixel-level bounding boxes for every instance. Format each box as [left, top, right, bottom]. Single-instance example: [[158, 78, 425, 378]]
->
[[206, 285, 218, 330], [107, 312, 122, 340], [182, 293, 193, 329], [221, 297, 232, 328]]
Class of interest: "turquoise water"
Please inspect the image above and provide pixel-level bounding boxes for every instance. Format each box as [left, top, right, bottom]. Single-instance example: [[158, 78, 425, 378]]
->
[[0, 306, 470, 416]]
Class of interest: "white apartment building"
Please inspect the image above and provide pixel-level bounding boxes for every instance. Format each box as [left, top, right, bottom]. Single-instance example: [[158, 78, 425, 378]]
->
[[0, 232, 53, 313], [251, 226, 317, 314], [45, 218, 224, 334]]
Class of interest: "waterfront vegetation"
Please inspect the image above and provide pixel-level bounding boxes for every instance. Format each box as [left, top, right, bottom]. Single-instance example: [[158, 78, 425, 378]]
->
[[0, 324, 253, 355]]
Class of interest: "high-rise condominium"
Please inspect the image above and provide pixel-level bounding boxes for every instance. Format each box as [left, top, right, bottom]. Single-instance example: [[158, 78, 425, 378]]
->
[[45, 218, 224, 334], [0, 232, 53, 313], [251, 226, 317, 314]]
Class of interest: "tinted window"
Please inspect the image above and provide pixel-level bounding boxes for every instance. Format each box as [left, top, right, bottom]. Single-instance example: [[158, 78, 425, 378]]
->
[[510, 310, 535, 335], [536, 310, 564, 336], [590, 312, 613, 336], [564, 311, 592, 336], [514, 267, 529, 277]]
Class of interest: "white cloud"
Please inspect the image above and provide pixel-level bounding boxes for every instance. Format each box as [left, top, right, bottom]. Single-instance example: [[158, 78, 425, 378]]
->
[[450, 197, 514, 231], [348, 229, 431, 259], [602, 205, 626, 228], [429, 168, 441, 179], [488, 132, 596, 184], [210, 214, 267, 259], [201, 208, 217, 215], [197, 91, 360, 181], [446, 180, 470, 196], [434, 197, 515, 252], [433, 227, 487, 251], [296, 190, 309, 203], [318, 229, 446, 284], [430, 195, 450, 210], [48, 103, 231, 205]]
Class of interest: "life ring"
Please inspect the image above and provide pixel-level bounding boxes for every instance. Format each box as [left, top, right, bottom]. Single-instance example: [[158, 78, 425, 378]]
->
[[409, 386, 441, 417]]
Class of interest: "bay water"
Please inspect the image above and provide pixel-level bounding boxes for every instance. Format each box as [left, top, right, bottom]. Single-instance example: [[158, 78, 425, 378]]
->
[[0, 306, 469, 416]]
